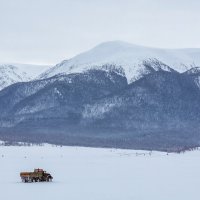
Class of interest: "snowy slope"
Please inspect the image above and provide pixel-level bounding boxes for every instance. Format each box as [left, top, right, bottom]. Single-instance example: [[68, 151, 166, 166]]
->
[[0, 144, 200, 200], [0, 65, 31, 90], [0, 63, 52, 78], [0, 63, 52, 90], [40, 41, 200, 83]]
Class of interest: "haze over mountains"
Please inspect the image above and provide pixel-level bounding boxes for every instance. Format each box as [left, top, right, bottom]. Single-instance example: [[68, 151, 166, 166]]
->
[[1, 41, 200, 151]]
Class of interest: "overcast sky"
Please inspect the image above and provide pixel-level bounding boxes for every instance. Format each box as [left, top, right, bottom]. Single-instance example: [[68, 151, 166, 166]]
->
[[0, 0, 200, 65]]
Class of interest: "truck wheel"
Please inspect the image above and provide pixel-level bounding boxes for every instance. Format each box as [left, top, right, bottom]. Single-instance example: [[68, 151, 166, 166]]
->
[[47, 176, 52, 182]]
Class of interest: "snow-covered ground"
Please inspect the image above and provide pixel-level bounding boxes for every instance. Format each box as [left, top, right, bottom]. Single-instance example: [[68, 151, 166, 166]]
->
[[0, 144, 200, 200]]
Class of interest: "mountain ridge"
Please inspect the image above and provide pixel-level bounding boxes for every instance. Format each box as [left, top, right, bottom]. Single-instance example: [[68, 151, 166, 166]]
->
[[40, 41, 200, 82], [0, 64, 31, 91]]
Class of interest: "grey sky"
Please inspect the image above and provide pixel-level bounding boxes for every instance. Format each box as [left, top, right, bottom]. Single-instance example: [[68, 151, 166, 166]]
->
[[0, 0, 200, 65]]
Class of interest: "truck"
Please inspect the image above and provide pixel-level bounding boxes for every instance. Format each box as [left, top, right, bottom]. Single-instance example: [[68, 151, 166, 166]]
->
[[20, 169, 53, 183]]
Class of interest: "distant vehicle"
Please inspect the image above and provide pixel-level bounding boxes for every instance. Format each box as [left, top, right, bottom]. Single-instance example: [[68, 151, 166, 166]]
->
[[20, 169, 53, 183]]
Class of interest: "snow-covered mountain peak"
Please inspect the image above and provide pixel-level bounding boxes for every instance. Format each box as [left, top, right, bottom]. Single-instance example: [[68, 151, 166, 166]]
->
[[1, 64, 18, 72], [0, 64, 31, 90], [40, 41, 200, 83], [90, 40, 143, 53]]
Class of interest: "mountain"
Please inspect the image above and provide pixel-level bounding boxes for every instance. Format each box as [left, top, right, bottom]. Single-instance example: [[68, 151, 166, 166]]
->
[[0, 63, 52, 91], [82, 70, 200, 131], [0, 63, 52, 78], [79, 71, 200, 150], [0, 64, 31, 91], [184, 67, 200, 75], [40, 41, 200, 82], [183, 67, 200, 89], [0, 66, 200, 151], [1, 42, 200, 151], [0, 66, 127, 124]]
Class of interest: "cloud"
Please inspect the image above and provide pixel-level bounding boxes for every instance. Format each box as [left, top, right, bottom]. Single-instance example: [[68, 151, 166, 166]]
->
[[0, 0, 200, 64]]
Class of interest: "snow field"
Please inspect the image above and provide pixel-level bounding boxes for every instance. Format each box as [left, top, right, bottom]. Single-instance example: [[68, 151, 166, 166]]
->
[[0, 145, 200, 200]]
